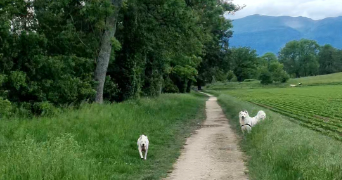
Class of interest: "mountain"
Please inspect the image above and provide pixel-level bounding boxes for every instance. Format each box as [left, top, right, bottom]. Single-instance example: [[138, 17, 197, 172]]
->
[[229, 15, 342, 56]]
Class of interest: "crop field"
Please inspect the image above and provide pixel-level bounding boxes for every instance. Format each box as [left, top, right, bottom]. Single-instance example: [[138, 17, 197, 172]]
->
[[215, 85, 342, 140]]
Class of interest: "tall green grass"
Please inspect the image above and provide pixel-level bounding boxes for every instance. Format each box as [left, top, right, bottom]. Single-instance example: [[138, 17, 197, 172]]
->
[[210, 91, 342, 180], [0, 93, 207, 180]]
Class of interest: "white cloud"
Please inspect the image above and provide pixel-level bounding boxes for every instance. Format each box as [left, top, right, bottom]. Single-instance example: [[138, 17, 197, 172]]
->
[[227, 0, 342, 20]]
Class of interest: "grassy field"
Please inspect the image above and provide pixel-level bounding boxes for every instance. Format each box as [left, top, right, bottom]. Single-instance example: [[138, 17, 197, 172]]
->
[[205, 72, 342, 90], [208, 91, 342, 180], [0, 93, 207, 180], [288, 72, 342, 86]]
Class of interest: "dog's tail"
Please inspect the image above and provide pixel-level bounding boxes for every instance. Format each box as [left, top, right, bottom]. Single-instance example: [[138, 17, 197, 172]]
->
[[257, 110, 266, 120]]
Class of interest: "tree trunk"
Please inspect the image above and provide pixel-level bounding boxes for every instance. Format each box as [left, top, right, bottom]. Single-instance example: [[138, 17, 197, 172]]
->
[[186, 80, 192, 93], [94, 0, 123, 103], [198, 85, 202, 91]]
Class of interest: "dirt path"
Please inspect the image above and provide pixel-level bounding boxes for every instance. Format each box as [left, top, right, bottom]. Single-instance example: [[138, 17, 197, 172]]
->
[[165, 93, 248, 180]]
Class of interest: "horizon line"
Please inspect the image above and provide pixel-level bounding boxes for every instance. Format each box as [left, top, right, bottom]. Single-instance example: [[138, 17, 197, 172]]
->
[[225, 14, 342, 21]]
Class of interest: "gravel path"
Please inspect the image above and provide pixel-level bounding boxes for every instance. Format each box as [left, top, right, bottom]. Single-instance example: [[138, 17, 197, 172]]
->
[[165, 93, 248, 180]]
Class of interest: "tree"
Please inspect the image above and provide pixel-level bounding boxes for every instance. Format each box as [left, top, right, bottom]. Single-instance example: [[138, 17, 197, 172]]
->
[[0, 0, 242, 115], [332, 50, 342, 73], [318, 44, 342, 74], [279, 39, 320, 78], [257, 52, 289, 84], [259, 68, 273, 85], [260, 52, 277, 66], [268, 61, 289, 83], [231, 47, 259, 82], [195, 1, 241, 89], [94, 0, 123, 104]]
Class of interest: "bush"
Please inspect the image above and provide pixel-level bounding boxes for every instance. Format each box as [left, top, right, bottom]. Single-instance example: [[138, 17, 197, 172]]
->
[[281, 72, 290, 83], [227, 70, 235, 82], [0, 98, 12, 118], [260, 70, 273, 85], [33, 101, 59, 117], [103, 75, 121, 101], [12, 102, 33, 118], [231, 75, 238, 82], [163, 77, 179, 93]]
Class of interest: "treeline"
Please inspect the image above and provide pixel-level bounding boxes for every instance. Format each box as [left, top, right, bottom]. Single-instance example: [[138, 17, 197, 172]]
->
[[221, 39, 342, 85], [0, 0, 241, 116], [210, 47, 289, 85], [279, 39, 342, 77]]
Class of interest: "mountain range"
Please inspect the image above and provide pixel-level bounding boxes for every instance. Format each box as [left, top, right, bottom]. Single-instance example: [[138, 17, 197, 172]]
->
[[229, 15, 342, 56]]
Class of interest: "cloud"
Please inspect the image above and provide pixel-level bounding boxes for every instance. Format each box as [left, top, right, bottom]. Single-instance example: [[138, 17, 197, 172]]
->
[[226, 0, 342, 20]]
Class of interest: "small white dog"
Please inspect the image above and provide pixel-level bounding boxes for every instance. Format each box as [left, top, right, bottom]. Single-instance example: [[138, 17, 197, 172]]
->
[[239, 110, 253, 134], [239, 110, 266, 134], [137, 135, 149, 160]]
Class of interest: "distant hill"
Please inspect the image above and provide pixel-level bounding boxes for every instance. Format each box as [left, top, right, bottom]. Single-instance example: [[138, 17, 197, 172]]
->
[[229, 15, 342, 56]]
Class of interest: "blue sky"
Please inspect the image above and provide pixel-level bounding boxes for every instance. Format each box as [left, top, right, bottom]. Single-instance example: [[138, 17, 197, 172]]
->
[[226, 0, 342, 20]]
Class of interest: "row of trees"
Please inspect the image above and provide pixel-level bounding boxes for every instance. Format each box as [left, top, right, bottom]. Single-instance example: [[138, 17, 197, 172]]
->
[[279, 39, 342, 77], [220, 39, 342, 85], [208, 47, 289, 85], [0, 0, 241, 116]]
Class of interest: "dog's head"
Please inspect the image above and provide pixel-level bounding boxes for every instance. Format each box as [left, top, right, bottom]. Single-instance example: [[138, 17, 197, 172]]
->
[[139, 135, 149, 150], [239, 110, 249, 120]]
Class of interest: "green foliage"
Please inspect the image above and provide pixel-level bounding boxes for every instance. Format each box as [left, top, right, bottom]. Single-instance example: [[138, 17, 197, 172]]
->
[[279, 39, 320, 77], [227, 70, 235, 82], [231, 47, 259, 82], [103, 75, 120, 102], [0, 0, 240, 114], [195, 1, 239, 87], [268, 60, 289, 83], [318, 45, 342, 74], [33, 101, 59, 117], [259, 69, 273, 85], [163, 77, 180, 93], [0, 94, 206, 179], [0, 98, 12, 118]]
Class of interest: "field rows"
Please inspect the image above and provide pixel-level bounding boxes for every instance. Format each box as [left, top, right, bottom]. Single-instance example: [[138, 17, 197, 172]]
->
[[221, 85, 342, 141]]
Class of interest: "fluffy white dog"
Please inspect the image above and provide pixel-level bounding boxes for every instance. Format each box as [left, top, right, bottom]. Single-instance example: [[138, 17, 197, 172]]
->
[[239, 110, 266, 134], [239, 110, 253, 134], [137, 135, 149, 160]]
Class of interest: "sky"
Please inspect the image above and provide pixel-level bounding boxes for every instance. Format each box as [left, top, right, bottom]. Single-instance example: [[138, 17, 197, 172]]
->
[[226, 0, 342, 20]]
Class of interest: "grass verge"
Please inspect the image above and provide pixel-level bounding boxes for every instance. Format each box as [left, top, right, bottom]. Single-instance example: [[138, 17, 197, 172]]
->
[[208, 91, 342, 180], [0, 93, 207, 180]]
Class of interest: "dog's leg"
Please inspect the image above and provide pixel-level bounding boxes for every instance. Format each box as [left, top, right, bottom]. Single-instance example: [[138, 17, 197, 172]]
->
[[138, 146, 143, 159], [144, 148, 148, 160]]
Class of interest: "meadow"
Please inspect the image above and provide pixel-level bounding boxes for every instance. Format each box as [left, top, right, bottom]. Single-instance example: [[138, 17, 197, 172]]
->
[[207, 91, 342, 180], [206, 72, 342, 90], [0, 93, 207, 180]]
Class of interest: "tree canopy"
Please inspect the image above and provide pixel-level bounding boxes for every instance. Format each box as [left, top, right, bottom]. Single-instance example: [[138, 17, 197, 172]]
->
[[0, 0, 240, 116]]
